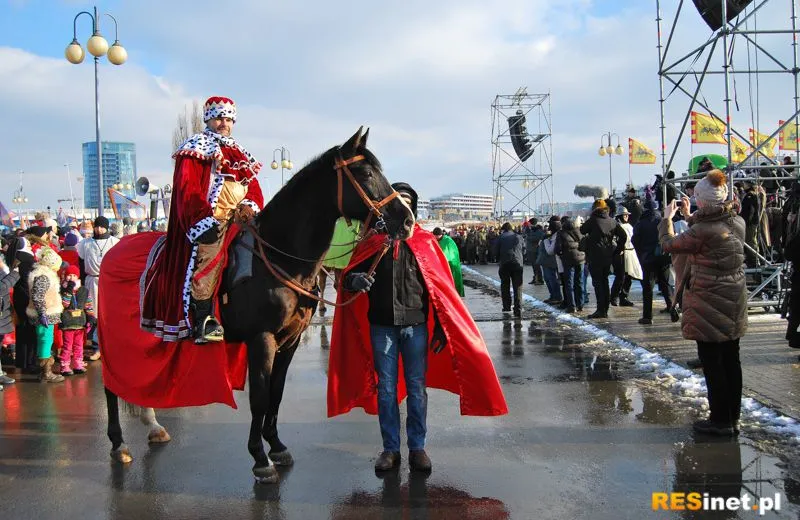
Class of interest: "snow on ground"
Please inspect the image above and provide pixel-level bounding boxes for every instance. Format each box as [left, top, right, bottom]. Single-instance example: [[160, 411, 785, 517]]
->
[[463, 266, 800, 443]]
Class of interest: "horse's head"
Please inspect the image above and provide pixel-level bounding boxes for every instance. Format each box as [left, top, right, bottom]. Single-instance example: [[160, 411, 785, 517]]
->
[[335, 127, 415, 240]]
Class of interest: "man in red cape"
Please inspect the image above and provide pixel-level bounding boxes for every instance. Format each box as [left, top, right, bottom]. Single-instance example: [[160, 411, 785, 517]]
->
[[328, 183, 507, 474], [140, 96, 263, 343]]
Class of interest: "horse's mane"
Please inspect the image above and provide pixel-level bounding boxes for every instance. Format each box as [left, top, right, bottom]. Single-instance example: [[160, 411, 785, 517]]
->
[[257, 145, 382, 227]]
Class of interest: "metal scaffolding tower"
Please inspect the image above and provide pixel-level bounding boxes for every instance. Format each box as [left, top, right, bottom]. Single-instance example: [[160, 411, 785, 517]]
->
[[491, 88, 553, 218]]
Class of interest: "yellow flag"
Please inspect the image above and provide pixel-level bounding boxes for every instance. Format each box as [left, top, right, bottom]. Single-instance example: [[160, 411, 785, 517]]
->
[[728, 135, 749, 163], [749, 128, 777, 158], [779, 120, 799, 151], [628, 138, 656, 164], [691, 111, 727, 144]]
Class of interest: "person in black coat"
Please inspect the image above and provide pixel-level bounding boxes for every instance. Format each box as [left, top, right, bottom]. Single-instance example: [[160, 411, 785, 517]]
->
[[0, 254, 20, 387], [580, 200, 627, 319], [556, 217, 585, 313], [739, 180, 760, 268], [5, 236, 37, 373], [632, 193, 677, 324]]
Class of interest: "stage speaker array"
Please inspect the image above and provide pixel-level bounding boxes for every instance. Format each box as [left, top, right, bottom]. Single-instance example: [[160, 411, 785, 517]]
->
[[507, 110, 534, 162], [692, 0, 753, 31]]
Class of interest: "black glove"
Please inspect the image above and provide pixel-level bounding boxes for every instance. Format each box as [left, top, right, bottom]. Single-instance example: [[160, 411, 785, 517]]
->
[[344, 272, 375, 292], [65, 281, 76, 292], [430, 321, 447, 354], [196, 224, 219, 245]]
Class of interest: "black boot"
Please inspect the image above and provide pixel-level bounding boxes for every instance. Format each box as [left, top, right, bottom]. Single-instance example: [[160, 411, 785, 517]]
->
[[191, 297, 225, 344]]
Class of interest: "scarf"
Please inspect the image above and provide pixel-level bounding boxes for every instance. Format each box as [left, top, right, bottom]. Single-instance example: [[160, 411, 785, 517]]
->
[[173, 128, 262, 177]]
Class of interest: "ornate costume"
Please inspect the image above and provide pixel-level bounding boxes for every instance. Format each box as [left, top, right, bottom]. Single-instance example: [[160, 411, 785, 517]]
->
[[140, 97, 264, 342]]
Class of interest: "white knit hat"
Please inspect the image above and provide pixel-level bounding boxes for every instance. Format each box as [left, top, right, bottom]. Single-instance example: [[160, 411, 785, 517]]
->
[[694, 170, 728, 206]]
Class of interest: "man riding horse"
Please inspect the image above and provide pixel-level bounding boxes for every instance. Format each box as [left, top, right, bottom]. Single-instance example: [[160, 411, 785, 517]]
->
[[141, 96, 264, 344]]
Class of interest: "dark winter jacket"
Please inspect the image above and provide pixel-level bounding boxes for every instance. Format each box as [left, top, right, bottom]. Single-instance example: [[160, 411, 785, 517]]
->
[[0, 270, 20, 335], [525, 227, 545, 263], [11, 250, 34, 320], [496, 230, 524, 267], [352, 241, 428, 327], [579, 210, 626, 268], [739, 189, 759, 227], [556, 220, 585, 267], [633, 209, 669, 267]]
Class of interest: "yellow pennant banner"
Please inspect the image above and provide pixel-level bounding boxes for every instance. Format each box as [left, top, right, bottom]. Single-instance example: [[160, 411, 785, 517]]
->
[[728, 135, 750, 163], [691, 111, 727, 144], [779, 120, 799, 151], [749, 128, 777, 158], [628, 138, 656, 164]]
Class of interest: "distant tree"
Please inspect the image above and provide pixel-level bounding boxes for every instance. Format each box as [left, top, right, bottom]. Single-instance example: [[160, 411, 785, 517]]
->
[[171, 100, 204, 152]]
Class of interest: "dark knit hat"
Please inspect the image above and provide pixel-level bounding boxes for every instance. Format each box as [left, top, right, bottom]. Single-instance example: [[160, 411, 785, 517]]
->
[[93, 216, 110, 229]]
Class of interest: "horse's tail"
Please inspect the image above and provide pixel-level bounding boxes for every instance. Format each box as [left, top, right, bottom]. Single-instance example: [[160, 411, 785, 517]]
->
[[121, 399, 144, 418]]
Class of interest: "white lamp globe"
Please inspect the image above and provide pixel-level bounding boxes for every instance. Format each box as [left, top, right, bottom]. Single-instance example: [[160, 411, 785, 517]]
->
[[107, 42, 127, 65], [87, 34, 109, 57]]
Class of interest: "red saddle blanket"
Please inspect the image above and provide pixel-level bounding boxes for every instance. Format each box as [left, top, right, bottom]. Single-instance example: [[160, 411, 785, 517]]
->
[[99, 232, 247, 409]]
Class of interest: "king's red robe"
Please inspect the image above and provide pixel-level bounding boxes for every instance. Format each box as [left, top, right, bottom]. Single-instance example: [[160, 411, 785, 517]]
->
[[140, 146, 263, 341], [327, 225, 508, 417], [99, 138, 263, 409]]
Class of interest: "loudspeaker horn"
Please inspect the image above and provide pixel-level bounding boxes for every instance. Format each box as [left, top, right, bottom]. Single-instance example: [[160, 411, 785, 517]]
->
[[136, 177, 150, 196]]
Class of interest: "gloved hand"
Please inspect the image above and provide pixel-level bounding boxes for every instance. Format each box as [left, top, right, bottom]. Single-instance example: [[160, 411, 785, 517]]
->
[[430, 321, 447, 354], [37, 315, 49, 327], [65, 281, 76, 292], [233, 204, 257, 224], [196, 224, 219, 245], [344, 272, 375, 292]]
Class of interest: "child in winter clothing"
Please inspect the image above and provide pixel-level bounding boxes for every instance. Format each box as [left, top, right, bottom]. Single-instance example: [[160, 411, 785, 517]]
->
[[26, 247, 64, 383], [59, 265, 95, 375]]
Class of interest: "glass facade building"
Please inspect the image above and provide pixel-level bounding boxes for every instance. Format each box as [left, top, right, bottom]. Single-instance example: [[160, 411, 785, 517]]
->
[[82, 141, 137, 210]]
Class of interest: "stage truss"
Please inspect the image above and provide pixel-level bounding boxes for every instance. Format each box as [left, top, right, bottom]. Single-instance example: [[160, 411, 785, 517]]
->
[[656, 0, 800, 310], [491, 88, 553, 218]]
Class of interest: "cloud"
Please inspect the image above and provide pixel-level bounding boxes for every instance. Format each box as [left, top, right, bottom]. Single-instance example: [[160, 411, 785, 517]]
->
[[2, 0, 796, 217]]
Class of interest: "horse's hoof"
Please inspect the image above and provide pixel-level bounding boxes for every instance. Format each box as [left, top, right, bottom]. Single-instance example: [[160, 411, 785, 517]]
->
[[110, 445, 133, 464], [269, 450, 294, 466], [252, 464, 279, 484], [148, 428, 171, 444]]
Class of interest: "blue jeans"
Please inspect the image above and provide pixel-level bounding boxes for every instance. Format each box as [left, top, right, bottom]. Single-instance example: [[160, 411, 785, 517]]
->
[[370, 324, 428, 452], [582, 264, 590, 304], [563, 264, 583, 309], [543, 266, 562, 301]]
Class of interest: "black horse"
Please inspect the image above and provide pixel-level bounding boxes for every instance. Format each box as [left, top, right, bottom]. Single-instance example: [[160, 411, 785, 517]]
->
[[104, 128, 415, 484]]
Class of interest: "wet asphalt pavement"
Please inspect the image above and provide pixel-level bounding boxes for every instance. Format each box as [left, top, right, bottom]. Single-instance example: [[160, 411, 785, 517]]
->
[[2, 278, 800, 519]]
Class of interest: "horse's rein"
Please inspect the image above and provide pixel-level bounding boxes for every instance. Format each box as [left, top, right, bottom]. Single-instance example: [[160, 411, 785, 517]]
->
[[239, 150, 398, 307]]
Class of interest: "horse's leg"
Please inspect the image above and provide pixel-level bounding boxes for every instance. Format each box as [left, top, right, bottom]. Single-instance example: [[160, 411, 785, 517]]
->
[[140, 407, 171, 444], [263, 341, 299, 466], [247, 332, 279, 484], [105, 387, 132, 463]]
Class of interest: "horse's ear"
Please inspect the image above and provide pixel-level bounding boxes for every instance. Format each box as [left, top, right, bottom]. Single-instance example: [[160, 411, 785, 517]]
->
[[361, 128, 370, 148], [342, 126, 364, 152]]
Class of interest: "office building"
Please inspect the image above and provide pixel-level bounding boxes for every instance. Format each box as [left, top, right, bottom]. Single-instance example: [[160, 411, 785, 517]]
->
[[82, 141, 137, 210]]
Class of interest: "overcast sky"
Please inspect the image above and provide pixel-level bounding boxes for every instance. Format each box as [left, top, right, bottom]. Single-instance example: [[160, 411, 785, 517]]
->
[[1, 0, 797, 213]]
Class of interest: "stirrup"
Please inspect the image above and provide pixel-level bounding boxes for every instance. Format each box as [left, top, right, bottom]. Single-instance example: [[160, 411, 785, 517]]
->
[[195, 316, 225, 344]]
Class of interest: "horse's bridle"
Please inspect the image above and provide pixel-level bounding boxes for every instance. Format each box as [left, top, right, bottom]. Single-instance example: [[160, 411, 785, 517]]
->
[[240, 150, 399, 308], [334, 150, 400, 234]]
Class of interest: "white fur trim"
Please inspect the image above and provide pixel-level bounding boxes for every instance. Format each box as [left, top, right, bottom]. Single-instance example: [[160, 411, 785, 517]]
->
[[186, 216, 218, 243], [241, 199, 260, 211]]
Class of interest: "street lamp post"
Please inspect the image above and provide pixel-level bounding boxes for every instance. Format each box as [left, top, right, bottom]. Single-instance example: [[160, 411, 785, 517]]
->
[[12, 170, 29, 221], [270, 147, 294, 186], [65, 6, 127, 217], [598, 132, 624, 194]]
